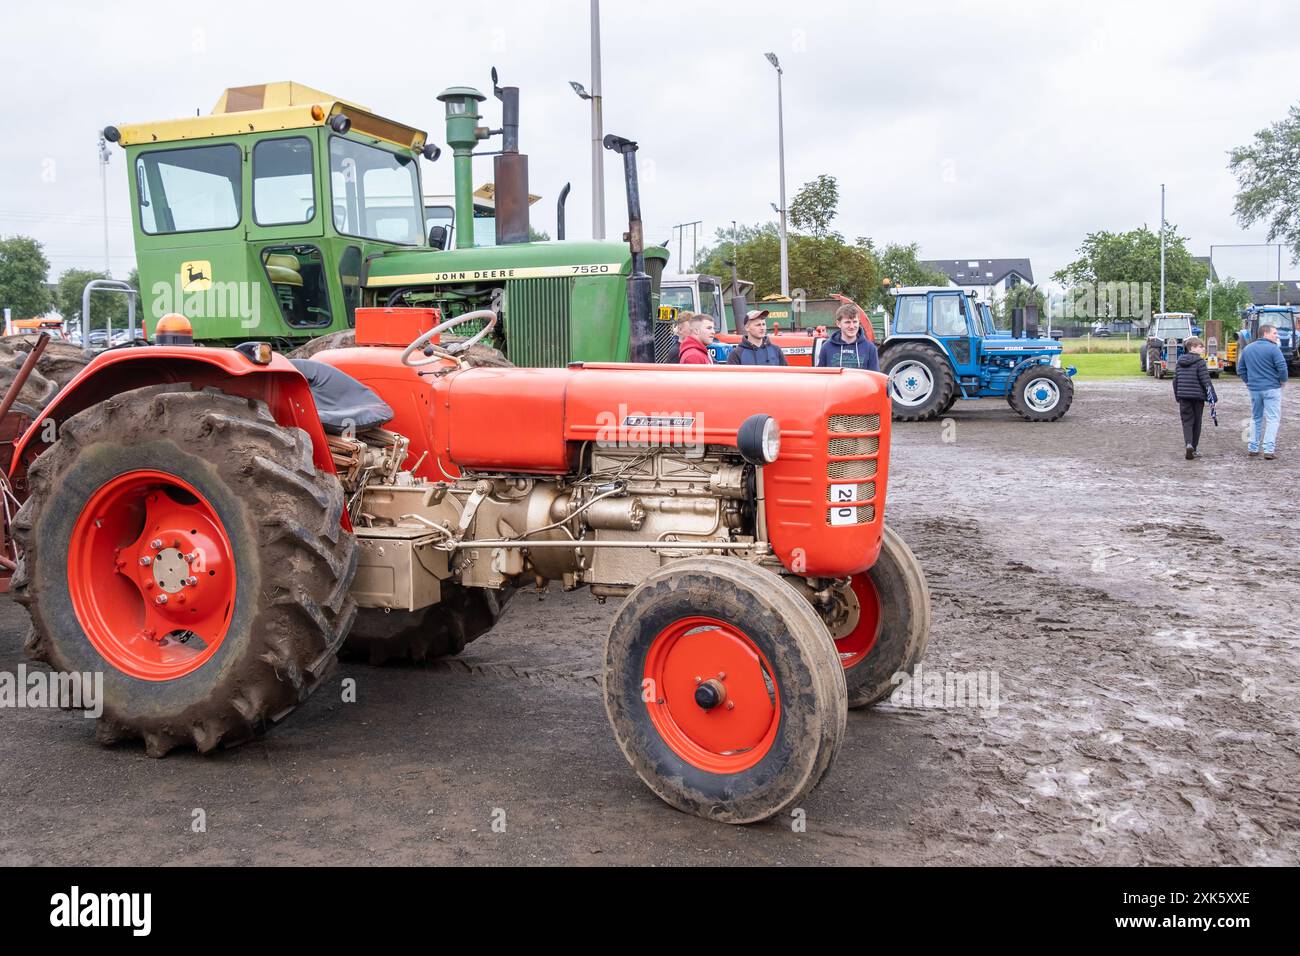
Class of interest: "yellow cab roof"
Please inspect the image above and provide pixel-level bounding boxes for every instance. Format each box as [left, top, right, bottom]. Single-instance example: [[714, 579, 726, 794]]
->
[[113, 81, 427, 151]]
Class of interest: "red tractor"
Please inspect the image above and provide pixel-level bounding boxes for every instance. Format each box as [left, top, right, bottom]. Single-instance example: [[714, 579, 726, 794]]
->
[[2, 307, 929, 824]]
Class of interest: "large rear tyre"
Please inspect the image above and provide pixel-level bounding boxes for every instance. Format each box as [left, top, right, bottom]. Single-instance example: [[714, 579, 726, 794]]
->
[[288, 329, 512, 368], [11, 385, 358, 756], [604, 557, 846, 824], [342, 584, 513, 664], [882, 344, 956, 422], [1010, 365, 1073, 422], [0, 336, 91, 414], [823, 526, 932, 708]]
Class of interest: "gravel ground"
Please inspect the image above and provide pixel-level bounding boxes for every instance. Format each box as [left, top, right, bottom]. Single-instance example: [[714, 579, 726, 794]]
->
[[1, 375, 1296, 865]]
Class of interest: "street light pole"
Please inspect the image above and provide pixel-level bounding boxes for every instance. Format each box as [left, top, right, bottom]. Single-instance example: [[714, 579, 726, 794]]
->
[[569, 4, 606, 240], [765, 52, 789, 297], [589, 0, 605, 240], [1159, 183, 1166, 314], [98, 134, 112, 275]]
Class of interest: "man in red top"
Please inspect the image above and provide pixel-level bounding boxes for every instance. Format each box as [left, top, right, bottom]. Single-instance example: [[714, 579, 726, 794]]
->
[[678, 314, 716, 364]]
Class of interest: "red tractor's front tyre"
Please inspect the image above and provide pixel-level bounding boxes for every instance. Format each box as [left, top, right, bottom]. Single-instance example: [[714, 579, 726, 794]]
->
[[10, 384, 357, 755], [604, 557, 846, 824], [829, 525, 932, 708]]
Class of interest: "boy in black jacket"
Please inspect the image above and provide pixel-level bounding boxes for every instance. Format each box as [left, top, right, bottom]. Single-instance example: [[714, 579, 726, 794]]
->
[[1172, 336, 1217, 459]]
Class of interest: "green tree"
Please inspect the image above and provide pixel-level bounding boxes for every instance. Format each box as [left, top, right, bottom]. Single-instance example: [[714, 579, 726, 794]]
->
[[1192, 278, 1253, 339], [993, 283, 1048, 325], [0, 235, 52, 320], [788, 174, 840, 239], [1230, 103, 1300, 262], [1053, 225, 1208, 319], [54, 268, 134, 333]]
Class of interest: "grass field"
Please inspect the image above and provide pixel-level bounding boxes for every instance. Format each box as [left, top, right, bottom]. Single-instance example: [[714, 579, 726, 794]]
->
[[1059, 336, 1143, 354], [1063, 352, 1145, 380]]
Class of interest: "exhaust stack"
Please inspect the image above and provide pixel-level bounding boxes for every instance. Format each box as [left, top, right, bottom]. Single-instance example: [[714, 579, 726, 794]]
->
[[603, 133, 654, 363], [492, 68, 530, 245]]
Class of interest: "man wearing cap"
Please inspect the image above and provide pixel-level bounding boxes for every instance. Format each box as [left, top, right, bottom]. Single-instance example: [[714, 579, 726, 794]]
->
[[726, 309, 788, 366], [815, 303, 880, 371]]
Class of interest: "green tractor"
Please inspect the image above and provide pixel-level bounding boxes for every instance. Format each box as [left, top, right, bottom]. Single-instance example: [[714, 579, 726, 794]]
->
[[93, 73, 667, 368]]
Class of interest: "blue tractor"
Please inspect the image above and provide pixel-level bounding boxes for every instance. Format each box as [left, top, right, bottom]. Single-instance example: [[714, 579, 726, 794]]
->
[[1235, 305, 1299, 374], [879, 287, 1076, 422]]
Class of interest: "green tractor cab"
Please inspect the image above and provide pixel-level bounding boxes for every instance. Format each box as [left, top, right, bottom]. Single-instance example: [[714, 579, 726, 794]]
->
[[103, 76, 668, 365]]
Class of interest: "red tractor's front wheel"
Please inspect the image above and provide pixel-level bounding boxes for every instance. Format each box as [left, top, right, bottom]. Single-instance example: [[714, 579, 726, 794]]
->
[[827, 525, 931, 709], [11, 384, 358, 755], [604, 557, 846, 824]]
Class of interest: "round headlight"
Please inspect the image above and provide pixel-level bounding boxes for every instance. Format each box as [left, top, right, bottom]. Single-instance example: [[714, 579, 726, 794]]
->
[[737, 414, 780, 465]]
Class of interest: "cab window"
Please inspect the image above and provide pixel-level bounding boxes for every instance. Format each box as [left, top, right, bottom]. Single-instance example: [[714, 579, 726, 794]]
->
[[932, 296, 967, 336], [329, 137, 422, 245], [894, 296, 927, 333], [136, 144, 241, 234], [661, 287, 695, 311], [253, 137, 315, 226]]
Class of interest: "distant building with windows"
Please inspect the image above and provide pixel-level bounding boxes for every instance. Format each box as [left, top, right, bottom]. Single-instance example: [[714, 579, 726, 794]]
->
[[920, 258, 1035, 307]]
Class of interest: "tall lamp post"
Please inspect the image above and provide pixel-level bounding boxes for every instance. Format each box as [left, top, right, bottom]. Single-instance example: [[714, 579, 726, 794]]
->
[[764, 52, 789, 297], [98, 134, 112, 275], [569, 0, 605, 240]]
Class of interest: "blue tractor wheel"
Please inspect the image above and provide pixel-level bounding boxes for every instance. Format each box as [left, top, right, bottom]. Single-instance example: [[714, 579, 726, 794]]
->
[[882, 344, 955, 422], [1010, 366, 1073, 422]]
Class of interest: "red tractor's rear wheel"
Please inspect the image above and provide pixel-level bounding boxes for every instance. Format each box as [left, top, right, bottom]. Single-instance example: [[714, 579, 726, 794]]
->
[[604, 557, 846, 824], [826, 525, 932, 708], [11, 384, 358, 755]]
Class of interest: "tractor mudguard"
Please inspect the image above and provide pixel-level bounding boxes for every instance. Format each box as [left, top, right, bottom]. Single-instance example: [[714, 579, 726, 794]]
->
[[6, 347, 335, 493]]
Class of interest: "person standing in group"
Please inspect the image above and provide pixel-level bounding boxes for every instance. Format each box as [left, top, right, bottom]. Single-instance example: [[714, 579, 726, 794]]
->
[[678, 314, 715, 365], [672, 311, 696, 362], [1238, 323, 1288, 460], [726, 310, 788, 366], [1172, 336, 1217, 460], [815, 304, 880, 370]]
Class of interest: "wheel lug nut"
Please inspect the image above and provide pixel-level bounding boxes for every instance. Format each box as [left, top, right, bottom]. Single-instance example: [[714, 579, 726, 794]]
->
[[150, 539, 163, 550], [154, 594, 168, 605], [139, 556, 153, 566], [184, 576, 198, 587]]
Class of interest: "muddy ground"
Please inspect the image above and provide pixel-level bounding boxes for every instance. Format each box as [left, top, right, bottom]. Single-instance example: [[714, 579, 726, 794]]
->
[[1, 375, 1296, 865]]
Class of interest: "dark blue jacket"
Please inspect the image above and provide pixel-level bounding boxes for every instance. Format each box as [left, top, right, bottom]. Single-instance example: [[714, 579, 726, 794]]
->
[[726, 337, 788, 366], [1239, 338, 1289, 392], [815, 331, 879, 371], [1172, 353, 1216, 403]]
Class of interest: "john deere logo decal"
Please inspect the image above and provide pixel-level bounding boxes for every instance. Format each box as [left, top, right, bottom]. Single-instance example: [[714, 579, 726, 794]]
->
[[181, 260, 212, 293]]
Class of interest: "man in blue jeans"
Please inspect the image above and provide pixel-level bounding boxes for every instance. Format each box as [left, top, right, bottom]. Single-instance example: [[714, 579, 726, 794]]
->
[[1238, 323, 1289, 460]]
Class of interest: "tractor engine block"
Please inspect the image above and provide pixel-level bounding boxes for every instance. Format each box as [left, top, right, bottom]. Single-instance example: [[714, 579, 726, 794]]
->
[[347, 443, 762, 611]]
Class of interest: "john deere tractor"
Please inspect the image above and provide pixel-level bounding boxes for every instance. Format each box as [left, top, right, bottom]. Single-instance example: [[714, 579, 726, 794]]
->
[[3, 297, 931, 824], [94, 74, 667, 368]]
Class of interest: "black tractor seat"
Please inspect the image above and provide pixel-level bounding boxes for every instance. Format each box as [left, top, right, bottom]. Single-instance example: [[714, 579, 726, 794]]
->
[[290, 358, 394, 435]]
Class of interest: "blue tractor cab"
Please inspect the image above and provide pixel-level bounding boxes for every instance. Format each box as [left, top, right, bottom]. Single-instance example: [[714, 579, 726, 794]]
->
[[879, 287, 1076, 422], [1237, 305, 1299, 373]]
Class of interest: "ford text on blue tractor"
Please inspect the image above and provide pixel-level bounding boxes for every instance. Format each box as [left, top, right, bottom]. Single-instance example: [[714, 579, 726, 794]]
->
[[879, 287, 1076, 422]]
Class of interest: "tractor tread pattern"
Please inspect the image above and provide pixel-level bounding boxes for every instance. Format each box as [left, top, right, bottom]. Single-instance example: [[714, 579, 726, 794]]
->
[[11, 384, 358, 756]]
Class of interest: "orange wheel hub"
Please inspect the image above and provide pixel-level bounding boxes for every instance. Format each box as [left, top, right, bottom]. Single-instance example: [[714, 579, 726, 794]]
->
[[835, 574, 882, 669], [643, 617, 780, 774], [67, 470, 236, 681]]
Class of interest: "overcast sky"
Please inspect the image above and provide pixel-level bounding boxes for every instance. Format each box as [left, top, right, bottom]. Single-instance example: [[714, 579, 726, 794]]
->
[[1, 0, 1294, 288]]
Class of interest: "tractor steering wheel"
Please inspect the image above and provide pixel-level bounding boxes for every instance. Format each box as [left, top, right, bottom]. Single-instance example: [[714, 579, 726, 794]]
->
[[400, 309, 499, 367]]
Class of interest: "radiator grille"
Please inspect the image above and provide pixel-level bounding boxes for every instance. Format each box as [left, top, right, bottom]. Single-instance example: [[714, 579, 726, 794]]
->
[[654, 321, 678, 363], [504, 277, 574, 368], [827, 481, 875, 503], [828, 458, 877, 480], [827, 504, 875, 526], [829, 413, 880, 433], [828, 435, 879, 456]]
